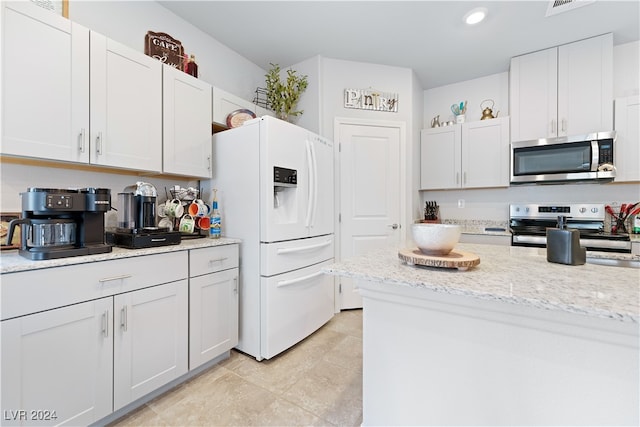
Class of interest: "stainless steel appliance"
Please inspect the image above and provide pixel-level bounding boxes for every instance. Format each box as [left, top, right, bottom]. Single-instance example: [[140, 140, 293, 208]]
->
[[106, 182, 181, 248], [510, 132, 616, 184], [5, 187, 113, 260], [509, 203, 631, 253]]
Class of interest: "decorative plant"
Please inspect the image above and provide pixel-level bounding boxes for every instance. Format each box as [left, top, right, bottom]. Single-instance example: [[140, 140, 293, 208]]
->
[[265, 63, 308, 120]]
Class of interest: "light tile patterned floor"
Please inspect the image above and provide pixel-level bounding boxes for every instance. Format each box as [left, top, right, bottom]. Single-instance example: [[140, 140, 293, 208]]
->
[[109, 309, 363, 426]]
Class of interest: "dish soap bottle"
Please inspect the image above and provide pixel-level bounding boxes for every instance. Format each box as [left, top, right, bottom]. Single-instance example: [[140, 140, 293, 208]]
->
[[210, 189, 221, 239], [546, 215, 585, 265]]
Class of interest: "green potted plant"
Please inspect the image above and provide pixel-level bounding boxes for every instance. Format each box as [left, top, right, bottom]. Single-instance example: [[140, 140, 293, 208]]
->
[[265, 63, 308, 121]]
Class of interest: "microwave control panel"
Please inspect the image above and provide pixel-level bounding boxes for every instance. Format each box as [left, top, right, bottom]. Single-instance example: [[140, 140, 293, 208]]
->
[[598, 139, 614, 164]]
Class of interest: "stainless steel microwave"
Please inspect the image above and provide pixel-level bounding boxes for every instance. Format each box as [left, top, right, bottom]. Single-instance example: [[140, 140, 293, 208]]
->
[[510, 131, 616, 184]]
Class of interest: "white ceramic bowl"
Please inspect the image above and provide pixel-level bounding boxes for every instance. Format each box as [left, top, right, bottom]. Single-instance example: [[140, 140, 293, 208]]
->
[[412, 223, 461, 255]]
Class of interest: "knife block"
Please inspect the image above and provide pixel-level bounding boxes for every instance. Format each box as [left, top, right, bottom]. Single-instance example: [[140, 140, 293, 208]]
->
[[546, 228, 586, 266]]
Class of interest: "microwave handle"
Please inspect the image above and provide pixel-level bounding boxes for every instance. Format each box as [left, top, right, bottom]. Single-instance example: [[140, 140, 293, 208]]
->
[[591, 140, 599, 171]]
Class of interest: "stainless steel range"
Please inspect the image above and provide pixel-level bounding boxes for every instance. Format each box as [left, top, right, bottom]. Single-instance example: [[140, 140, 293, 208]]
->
[[509, 203, 631, 253]]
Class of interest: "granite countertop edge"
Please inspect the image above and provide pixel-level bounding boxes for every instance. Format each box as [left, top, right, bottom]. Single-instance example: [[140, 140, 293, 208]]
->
[[0, 237, 242, 274], [323, 244, 640, 324], [325, 266, 637, 323]]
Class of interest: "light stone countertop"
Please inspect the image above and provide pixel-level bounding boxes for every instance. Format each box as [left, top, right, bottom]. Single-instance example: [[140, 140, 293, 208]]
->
[[324, 243, 640, 323], [0, 237, 241, 274]]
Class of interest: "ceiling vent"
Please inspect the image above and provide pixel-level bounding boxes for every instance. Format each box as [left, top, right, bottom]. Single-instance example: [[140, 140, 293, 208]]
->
[[546, 0, 595, 17]]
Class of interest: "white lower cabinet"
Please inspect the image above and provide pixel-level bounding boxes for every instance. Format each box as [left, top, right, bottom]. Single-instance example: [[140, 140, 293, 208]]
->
[[0, 245, 240, 425], [189, 269, 238, 369], [113, 281, 188, 410], [1, 299, 113, 426], [188, 245, 240, 369]]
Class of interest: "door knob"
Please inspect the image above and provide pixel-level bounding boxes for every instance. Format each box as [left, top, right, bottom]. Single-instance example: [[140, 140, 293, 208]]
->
[[388, 223, 399, 230]]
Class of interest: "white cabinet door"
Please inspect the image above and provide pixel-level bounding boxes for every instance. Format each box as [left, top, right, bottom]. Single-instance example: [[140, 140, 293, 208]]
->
[[1, 2, 89, 163], [510, 34, 613, 142], [189, 268, 239, 369], [462, 118, 510, 188], [557, 33, 613, 137], [163, 65, 213, 177], [212, 87, 255, 124], [420, 126, 461, 189], [509, 47, 558, 141], [1, 298, 113, 426], [614, 95, 640, 182], [90, 31, 162, 172], [113, 280, 188, 410]]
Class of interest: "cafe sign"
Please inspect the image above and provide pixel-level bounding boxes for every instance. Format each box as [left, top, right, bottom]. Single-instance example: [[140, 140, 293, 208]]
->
[[144, 31, 184, 70], [344, 88, 398, 112]]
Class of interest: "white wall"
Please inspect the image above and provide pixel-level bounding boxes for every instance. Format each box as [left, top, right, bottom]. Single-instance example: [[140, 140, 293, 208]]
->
[[423, 72, 509, 128], [419, 41, 640, 223]]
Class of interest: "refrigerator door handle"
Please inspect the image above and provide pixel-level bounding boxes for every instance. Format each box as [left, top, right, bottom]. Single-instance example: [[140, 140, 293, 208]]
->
[[305, 139, 315, 228], [309, 139, 318, 228], [276, 239, 332, 254], [277, 270, 324, 288]]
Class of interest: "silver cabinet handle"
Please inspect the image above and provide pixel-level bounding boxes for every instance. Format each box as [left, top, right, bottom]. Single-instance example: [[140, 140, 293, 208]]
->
[[233, 277, 238, 295], [551, 119, 556, 135], [561, 118, 567, 133], [207, 155, 211, 171], [209, 257, 228, 264], [388, 224, 399, 230], [78, 128, 86, 153], [96, 132, 103, 155], [98, 274, 132, 284], [121, 306, 128, 332], [102, 310, 109, 338]]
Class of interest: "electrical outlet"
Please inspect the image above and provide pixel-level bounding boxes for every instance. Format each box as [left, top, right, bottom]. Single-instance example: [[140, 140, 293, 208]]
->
[[458, 199, 465, 208]]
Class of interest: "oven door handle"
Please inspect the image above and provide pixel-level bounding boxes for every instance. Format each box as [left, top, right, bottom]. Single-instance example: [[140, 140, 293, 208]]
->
[[512, 235, 547, 245]]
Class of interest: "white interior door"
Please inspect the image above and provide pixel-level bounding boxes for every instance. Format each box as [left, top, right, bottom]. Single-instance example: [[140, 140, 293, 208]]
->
[[337, 121, 402, 309]]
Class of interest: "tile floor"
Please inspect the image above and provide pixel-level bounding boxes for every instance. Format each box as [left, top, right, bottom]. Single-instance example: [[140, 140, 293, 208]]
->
[[109, 309, 363, 426]]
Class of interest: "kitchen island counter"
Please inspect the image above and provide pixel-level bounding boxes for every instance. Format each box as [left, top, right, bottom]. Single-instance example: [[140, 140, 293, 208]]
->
[[325, 243, 639, 425], [0, 237, 241, 274], [325, 243, 639, 322]]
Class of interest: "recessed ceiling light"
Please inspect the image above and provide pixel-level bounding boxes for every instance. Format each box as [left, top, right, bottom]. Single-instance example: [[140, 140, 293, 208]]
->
[[464, 7, 488, 25]]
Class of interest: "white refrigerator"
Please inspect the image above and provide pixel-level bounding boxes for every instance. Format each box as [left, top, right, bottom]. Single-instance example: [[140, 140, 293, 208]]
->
[[208, 116, 335, 360]]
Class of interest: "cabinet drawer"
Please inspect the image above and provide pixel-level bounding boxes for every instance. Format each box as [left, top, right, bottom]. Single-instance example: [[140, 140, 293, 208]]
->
[[1, 251, 188, 320], [189, 244, 239, 277]]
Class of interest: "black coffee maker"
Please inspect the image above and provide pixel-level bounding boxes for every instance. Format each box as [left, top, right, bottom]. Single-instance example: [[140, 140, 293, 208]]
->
[[6, 187, 113, 260], [106, 182, 181, 248]]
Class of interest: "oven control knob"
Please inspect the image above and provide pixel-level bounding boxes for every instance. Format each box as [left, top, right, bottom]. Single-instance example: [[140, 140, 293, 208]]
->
[[579, 207, 586, 213], [591, 207, 598, 213]]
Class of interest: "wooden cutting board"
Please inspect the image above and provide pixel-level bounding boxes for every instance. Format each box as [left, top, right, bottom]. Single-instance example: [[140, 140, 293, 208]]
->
[[398, 248, 480, 271]]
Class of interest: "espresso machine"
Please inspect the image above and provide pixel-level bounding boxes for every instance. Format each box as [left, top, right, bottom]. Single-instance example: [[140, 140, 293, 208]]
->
[[6, 187, 113, 260], [106, 182, 181, 248]]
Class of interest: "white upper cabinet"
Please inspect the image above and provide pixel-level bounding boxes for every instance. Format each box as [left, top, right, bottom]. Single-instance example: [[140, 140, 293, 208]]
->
[[162, 64, 213, 178], [421, 125, 461, 190], [421, 117, 510, 190], [212, 86, 272, 126], [90, 32, 162, 172], [462, 118, 510, 188], [614, 95, 640, 182], [1, 2, 90, 162], [510, 33, 613, 142]]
